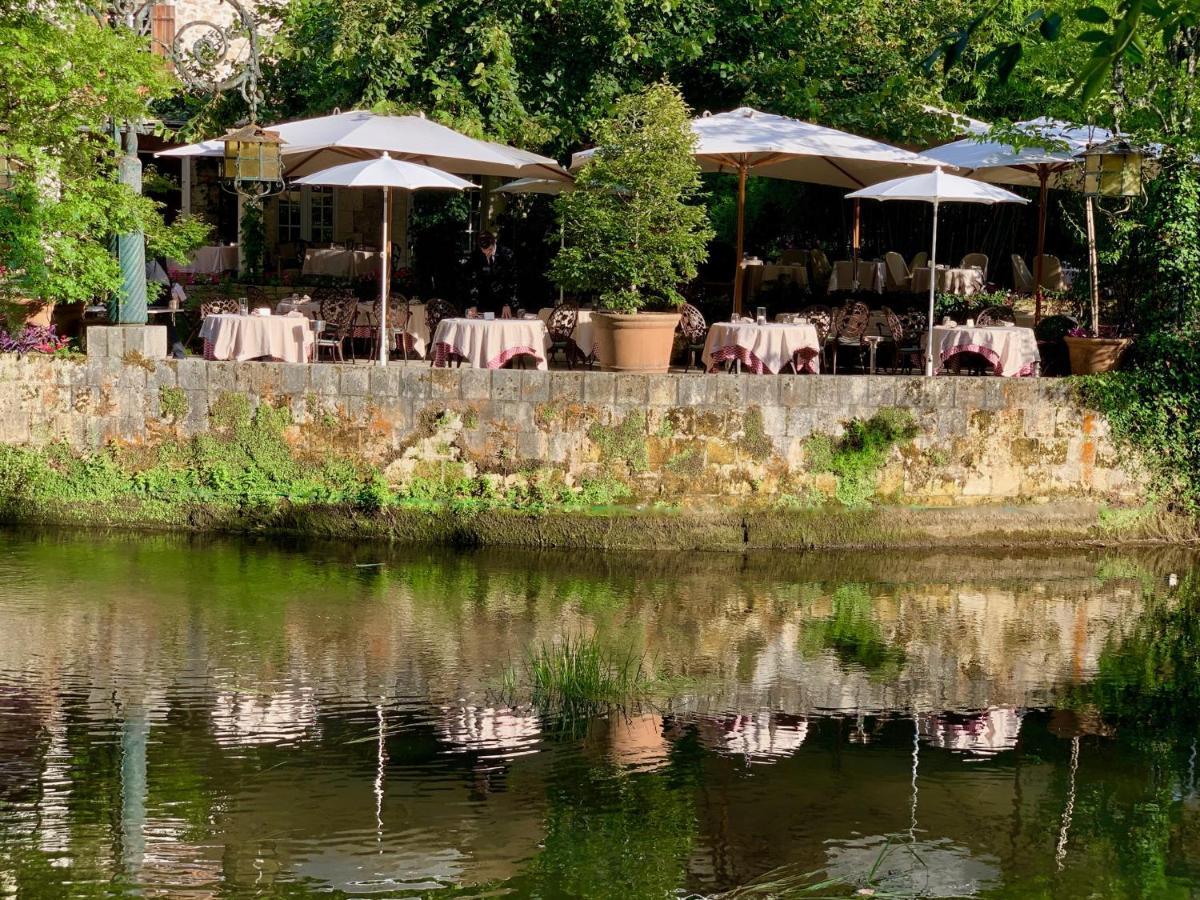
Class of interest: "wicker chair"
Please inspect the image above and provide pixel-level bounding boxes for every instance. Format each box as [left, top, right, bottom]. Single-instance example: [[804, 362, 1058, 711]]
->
[[675, 303, 707, 372], [960, 253, 989, 279], [546, 302, 580, 368], [424, 298, 460, 364], [199, 297, 240, 319], [975, 305, 1014, 327], [879, 306, 925, 374], [315, 290, 357, 362], [243, 284, 270, 310], [829, 301, 871, 373]]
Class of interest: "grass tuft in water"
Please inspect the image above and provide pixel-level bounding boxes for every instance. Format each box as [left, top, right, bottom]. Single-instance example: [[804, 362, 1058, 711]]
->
[[502, 636, 652, 714]]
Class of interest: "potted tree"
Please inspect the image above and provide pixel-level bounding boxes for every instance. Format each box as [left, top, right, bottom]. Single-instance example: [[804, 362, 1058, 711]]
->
[[551, 83, 713, 373]]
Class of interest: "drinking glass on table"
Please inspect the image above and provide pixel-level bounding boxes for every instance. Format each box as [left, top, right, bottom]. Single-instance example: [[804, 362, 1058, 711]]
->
[[238, 299, 248, 316], [756, 306, 767, 325]]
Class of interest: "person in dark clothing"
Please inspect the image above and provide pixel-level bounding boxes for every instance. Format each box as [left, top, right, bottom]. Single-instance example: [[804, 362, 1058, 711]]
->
[[468, 231, 516, 317]]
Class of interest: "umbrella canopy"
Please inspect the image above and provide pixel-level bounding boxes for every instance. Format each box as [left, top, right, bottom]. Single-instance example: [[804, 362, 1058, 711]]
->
[[573, 107, 950, 312], [848, 169, 1028, 376], [492, 177, 573, 195], [924, 118, 1112, 315], [294, 154, 475, 367], [159, 110, 569, 181]]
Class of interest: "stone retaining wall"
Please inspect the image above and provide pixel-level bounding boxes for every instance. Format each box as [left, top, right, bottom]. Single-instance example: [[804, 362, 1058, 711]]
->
[[0, 340, 1140, 507]]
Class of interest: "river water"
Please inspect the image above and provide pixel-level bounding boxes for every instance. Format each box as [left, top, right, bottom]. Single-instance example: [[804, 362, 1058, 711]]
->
[[1, 529, 1198, 898]]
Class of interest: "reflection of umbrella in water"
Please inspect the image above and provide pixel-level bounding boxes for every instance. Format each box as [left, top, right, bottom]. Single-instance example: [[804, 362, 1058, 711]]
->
[[822, 834, 1001, 898], [436, 705, 542, 759], [695, 712, 808, 764], [924, 706, 1023, 758]]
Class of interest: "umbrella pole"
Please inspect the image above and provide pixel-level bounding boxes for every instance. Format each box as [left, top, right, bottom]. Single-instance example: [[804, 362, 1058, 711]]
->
[[926, 201, 939, 377], [851, 199, 861, 287], [732, 160, 748, 317], [1085, 195, 1100, 335], [1033, 168, 1048, 323], [378, 187, 391, 367]]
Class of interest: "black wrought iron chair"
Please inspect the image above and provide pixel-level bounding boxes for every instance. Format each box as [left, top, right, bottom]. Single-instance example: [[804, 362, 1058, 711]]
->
[[546, 302, 581, 368], [678, 303, 708, 372]]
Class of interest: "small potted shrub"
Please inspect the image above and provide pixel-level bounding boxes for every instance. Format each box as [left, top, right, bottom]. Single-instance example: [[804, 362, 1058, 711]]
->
[[551, 83, 713, 373]]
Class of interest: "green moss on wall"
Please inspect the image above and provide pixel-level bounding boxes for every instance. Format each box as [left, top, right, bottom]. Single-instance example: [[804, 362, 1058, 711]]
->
[[737, 406, 772, 461], [588, 410, 649, 473], [158, 386, 188, 421], [805, 408, 919, 508]]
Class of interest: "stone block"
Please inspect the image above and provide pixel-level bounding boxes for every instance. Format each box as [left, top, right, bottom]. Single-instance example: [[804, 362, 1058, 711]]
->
[[280, 363, 311, 396], [779, 377, 812, 407], [744, 376, 778, 407], [614, 374, 649, 406], [517, 429, 549, 461], [311, 364, 340, 396], [713, 374, 747, 407], [207, 361, 237, 393], [759, 405, 787, 437], [460, 367, 494, 400], [548, 431, 578, 463], [491, 369, 521, 402], [786, 407, 818, 438], [340, 366, 370, 397], [400, 369, 431, 399], [810, 376, 840, 408], [864, 375, 896, 408], [54, 361, 87, 389], [551, 371, 586, 402], [582, 371, 616, 404], [149, 361, 177, 390], [430, 368, 460, 399], [645, 374, 677, 406], [368, 366, 401, 399], [176, 358, 207, 391], [676, 374, 713, 407], [495, 402, 536, 432], [520, 370, 551, 403], [85, 326, 111, 358]]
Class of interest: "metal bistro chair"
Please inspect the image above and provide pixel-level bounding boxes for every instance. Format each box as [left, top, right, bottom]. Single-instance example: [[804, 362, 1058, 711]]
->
[[546, 301, 581, 368], [678, 302, 708, 372], [315, 290, 358, 362], [975, 305, 1014, 327], [880, 306, 924, 374], [829, 300, 871, 374], [423, 298, 460, 365]]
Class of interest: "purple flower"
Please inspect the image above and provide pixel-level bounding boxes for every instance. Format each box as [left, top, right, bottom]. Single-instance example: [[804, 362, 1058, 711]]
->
[[0, 325, 70, 354]]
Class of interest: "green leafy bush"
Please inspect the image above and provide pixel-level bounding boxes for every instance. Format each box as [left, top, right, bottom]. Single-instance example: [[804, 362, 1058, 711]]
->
[[550, 83, 713, 313], [806, 409, 918, 507], [1077, 331, 1200, 513]]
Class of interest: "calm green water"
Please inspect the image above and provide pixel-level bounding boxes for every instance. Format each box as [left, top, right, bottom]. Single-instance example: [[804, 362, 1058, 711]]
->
[[1, 529, 1198, 899]]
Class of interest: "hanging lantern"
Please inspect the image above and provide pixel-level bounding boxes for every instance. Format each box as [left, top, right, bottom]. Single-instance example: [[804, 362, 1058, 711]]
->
[[1082, 140, 1144, 198], [220, 123, 283, 191]]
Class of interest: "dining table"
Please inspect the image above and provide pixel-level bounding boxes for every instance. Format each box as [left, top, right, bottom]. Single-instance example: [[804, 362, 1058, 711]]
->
[[170, 244, 239, 276], [276, 297, 431, 357], [744, 261, 810, 298], [431, 317, 552, 370], [701, 320, 822, 374], [931, 323, 1040, 377], [828, 260, 885, 293], [537, 307, 596, 360], [300, 248, 383, 279], [200, 312, 315, 363], [912, 265, 986, 297]]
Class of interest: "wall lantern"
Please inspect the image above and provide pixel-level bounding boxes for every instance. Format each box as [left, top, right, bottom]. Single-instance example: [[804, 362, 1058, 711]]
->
[[1082, 139, 1144, 198], [220, 123, 283, 197]]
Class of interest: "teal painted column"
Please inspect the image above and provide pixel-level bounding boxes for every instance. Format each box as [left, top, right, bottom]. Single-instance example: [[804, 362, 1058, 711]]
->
[[110, 128, 148, 325]]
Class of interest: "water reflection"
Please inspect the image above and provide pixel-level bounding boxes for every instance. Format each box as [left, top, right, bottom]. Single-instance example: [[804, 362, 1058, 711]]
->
[[0, 529, 1196, 897]]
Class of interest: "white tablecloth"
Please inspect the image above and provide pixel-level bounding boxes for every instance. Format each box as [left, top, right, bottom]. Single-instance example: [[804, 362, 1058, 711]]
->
[[931, 325, 1040, 377], [745, 262, 810, 297], [171, 245, 239, 275], [276, 298, 430, 356], [702, 321, 822, 374], [537, 307, 596, 358], [828, 260, 885, 293], [200, 313, 314, 363], [432, 317, 552, 370], [913, 266, 986, 296], [301, 248, 383, 279]]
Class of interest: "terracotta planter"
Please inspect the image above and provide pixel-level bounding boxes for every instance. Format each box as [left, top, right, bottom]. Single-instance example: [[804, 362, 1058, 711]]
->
[[1065, 336, 1132, 375], [4, 298, 55, 329], [592, 310, 681, 373]]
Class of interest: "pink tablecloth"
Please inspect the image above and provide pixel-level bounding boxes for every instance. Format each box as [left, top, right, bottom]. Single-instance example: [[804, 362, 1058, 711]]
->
[[913, 266, 986, 297], [702, 321, 822, 374], [537, 307, 596, 359], [931, 325, 1040, 377], [170, 245, 239, 275], [431, 317, 551, 370], [828, 260, 885, 293], [277, 299, 430, 356], [199, 313, 314, 363]]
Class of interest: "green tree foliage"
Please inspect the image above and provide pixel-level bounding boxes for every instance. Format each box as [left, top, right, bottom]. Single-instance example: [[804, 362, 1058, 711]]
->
[[550, 83, 712, 312], [0, 5, 208, 306]]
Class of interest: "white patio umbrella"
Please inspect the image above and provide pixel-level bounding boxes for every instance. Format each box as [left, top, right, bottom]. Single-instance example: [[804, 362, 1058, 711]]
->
[[293, 153, 475, 366], [848, 169, 1028, 376], [924, 118, 1112, 318], [571, 107, 950, 311], [159, 110, 570, 180]]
